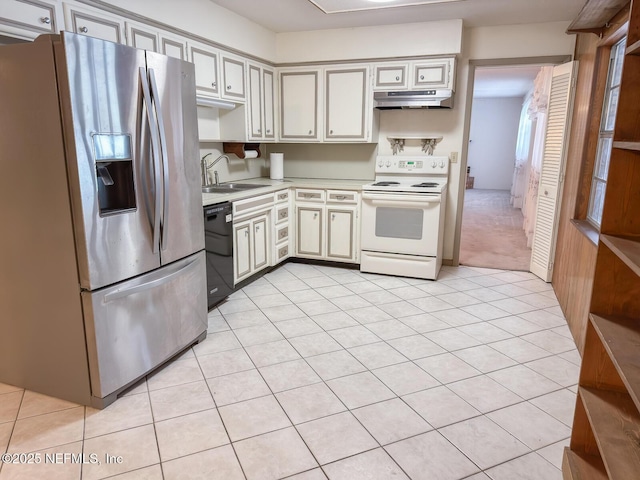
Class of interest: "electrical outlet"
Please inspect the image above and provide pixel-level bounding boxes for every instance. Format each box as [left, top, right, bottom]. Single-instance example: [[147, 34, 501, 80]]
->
[[450, 152, 458, 163]]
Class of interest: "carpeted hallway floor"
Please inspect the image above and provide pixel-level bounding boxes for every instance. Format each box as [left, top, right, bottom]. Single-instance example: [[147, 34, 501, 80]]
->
[[459, 189, 531, 271]]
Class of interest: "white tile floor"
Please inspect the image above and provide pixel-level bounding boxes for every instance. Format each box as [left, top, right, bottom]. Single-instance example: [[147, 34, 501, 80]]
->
[[0, 264, 580, 480]]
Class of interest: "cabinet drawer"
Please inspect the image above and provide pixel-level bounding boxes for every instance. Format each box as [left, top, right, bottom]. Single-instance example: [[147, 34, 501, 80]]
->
[[275, 189, 289, 203], [295, 189, 325, 202], [275, 204, 289, 223], [277, 244, 289, 260], [276, 224, 289, 242], [233, 193, 273, 219], [327, 190, 358, 204], [374, 64, 408, 90]]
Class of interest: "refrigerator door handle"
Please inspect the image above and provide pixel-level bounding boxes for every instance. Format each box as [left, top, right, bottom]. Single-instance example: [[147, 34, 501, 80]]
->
[[103, 256, 200, 303], [148, 68, 171, 252], [139, 67, 162, 254]]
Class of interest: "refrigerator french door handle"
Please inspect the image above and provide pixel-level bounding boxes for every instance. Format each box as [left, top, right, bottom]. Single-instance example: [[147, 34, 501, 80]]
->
[[139, 67, 162, 254], [103, 257, 200, 303], [148, 68, 171, 252]]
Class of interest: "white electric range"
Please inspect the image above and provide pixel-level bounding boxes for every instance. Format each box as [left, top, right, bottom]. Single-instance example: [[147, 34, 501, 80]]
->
[[360, 155, 449, 280]]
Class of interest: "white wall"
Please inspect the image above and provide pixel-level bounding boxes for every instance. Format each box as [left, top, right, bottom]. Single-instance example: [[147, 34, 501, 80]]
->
[[467, 97, 522, 190], [276, 20, 463, 63], [102, 0, 277, 60]]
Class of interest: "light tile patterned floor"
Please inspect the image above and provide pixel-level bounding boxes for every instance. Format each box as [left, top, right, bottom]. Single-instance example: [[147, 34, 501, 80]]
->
[[0, 264, 579, 480]]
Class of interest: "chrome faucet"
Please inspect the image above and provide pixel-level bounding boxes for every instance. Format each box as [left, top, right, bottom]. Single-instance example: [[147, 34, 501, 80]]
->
[[201, 153, 229, 187]]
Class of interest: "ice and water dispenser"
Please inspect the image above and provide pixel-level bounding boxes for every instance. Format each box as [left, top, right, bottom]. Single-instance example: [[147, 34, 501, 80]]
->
[[93, 134, 136, 215]]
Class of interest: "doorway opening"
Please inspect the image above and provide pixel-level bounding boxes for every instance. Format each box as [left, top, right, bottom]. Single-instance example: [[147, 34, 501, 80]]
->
[[459, 64, 548, 271]]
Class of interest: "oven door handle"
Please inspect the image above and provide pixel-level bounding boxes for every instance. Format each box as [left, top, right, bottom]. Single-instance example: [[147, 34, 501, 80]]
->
[[362, 192, 441, 207]]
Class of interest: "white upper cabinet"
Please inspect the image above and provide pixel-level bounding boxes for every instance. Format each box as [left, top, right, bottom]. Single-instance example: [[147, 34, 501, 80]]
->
[[190, 42, 220, 98], [63, 3, 124, 44], [247, 62, 275, 141], [373, 63, 408, 91], [279, 68, 321, 141], [0, 0, 62, 40], [221, 54, 246, 101], [324, 66, 372, 142], [125, 20, 159, 52], [410, 57, 455, 90]]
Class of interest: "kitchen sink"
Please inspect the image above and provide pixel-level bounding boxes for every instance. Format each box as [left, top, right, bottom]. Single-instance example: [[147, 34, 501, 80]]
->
[[202, 183, 264, 194]]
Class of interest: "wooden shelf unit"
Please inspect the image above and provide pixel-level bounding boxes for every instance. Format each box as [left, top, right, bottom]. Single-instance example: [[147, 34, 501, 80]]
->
[[564, 1, 640, 479]]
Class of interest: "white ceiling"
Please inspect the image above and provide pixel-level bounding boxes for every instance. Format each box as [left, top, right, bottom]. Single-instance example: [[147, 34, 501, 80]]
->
[[209, 0, 586, 33], [473, 65, 542, 98]]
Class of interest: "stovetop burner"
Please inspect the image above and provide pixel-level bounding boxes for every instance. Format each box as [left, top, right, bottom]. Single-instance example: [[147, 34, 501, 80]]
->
[[412, 182, 439, 188], [372, 181, 400, 186]]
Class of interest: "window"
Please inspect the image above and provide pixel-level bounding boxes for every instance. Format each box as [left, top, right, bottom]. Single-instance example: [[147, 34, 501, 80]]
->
[[587, 37, 626, 227]]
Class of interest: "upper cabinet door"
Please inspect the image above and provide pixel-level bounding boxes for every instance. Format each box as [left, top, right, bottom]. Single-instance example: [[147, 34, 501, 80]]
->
[[373, 63, 408, 91], [263, 68, 275, 140], [64, 3, 124, 44], [279, 69, 320, 141], [160, 32, 187, 61], [0, 0, 61, 40], [411, 57, 455, 90], [190, 43, 219, 98], [125, 21, 159, 52], [325, 66, 370, 141], [221, 54, 246, 101], [247, 64, 263, 138]]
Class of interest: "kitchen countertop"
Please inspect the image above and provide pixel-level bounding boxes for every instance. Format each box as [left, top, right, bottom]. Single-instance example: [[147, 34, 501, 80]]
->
[[202, 177, 370, 206]]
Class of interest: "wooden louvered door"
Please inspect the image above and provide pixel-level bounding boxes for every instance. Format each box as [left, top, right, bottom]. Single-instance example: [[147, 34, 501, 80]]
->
[[530, 61, 577, 281]]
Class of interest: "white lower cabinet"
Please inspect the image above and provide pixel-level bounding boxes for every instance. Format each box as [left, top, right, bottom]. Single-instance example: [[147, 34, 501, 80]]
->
[[327, 206, 357, 261], [295, 189, 359, 264], [233, 213, 269, 284]]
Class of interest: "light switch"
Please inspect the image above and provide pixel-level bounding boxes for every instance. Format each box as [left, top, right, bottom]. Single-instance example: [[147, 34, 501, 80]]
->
[[450, 152, 458, 163]]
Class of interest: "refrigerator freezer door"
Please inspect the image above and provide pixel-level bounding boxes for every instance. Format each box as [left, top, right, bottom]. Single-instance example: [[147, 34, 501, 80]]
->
[[81, 251, 207, 404], [145, 51, 204, 266], [57, 32, 160, 290]]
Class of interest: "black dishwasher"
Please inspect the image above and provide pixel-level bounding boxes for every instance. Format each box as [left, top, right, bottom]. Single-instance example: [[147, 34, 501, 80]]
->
[[204, 202, 234, 309]]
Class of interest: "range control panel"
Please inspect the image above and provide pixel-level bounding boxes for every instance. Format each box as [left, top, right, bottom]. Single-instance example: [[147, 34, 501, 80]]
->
[[375, 155, 449, 174]]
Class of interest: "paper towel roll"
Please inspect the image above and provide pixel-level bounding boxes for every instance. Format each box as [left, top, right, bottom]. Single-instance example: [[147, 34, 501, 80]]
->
[[244, 149, 259, 159], [270, 153, 284, 180]]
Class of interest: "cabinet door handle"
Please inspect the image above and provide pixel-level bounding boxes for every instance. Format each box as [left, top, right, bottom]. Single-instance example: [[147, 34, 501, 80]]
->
[[79, 26, 88, 33], [40, 16, 51, 24]]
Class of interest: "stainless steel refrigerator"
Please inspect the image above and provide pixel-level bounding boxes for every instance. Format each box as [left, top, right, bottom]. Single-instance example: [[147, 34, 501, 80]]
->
[[0, 32, 207, 408]]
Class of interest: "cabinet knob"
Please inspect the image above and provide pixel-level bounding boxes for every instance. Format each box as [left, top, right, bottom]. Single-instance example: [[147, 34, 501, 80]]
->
[[420, 75, 425, 80], [212, 82, 216, 87], [395, 76, 399, 81], [255, 225, 260, 231], [227, 85, 232, 90], [313, 213, 318, 219], [308, 130, 312, 135], [331, 214, 335, 221], [257, 129, 261, 133], [336, 195, 346, 200], [329, 130, 333, 135], [40, 16, 51, 25], [79, 26, 88, 33], [266, 129, 271, 134], [245, 230, 248, 236]]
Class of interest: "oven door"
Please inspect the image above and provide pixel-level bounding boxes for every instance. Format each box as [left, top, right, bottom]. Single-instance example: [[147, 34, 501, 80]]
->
[[361, 191, 441, 256]]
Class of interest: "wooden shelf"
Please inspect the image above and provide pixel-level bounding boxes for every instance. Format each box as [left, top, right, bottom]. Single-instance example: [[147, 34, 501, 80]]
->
[[589, 314, 640, 411], [612, 141, 640, 151], [579, 386, 640, 479], [626, 39, 640, 56], [562, 448, 608, 480], [566, 0, 628, 34], [600, 235, 640, 277]]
